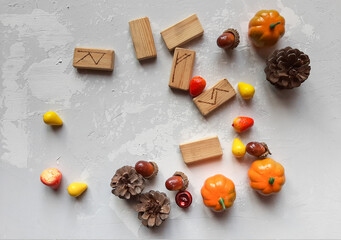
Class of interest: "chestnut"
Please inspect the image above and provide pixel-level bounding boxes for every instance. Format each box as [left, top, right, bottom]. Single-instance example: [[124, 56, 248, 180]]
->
[[135, 161, 158, 179], [216, 28, 240, 49], [165, 171, 189, 191], [246, 142, 271, 158]]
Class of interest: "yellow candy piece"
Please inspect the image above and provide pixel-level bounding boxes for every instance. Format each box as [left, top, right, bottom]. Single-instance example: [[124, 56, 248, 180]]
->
[[232, 138, 246, 158], [43, 111, 63, 126], [238, 82, 255, 100], [67, 183, 87, 197]]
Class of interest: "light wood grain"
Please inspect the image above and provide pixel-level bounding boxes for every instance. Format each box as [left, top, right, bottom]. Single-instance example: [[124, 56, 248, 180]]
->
[[160, 14, 204, 51], [169, 48, 196, 90], [193, 79, 236, 116], [129, 17, 157, 60], [180, 136, 223, 164], [73, 47, 115, 71]]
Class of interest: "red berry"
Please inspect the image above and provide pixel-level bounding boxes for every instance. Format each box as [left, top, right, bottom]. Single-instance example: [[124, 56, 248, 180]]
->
[[175, 191, 192, 208], [189, 76, 206, 97], [135, 161, 154, 178]]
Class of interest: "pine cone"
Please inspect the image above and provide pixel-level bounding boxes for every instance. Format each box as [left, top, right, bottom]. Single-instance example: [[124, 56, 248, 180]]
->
[[110, 166, 145, 200], [135, 190, 171, 228], [264, 47, 311, 89]]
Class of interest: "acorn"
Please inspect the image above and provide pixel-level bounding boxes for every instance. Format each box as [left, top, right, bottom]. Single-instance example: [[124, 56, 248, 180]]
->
[[135, 161, 158, 179], [165, 171, 189, 191], [246, 142, 271, 158], [216, 28, 240, 49]]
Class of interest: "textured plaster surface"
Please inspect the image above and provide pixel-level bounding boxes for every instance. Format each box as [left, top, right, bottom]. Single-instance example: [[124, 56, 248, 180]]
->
[[1, 0, 341, 239]]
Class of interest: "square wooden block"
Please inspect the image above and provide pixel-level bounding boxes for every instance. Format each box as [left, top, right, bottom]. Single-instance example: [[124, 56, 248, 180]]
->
[[160, 14, 204, 51], [180, 136, 223, 164], [169, 48, 196, 91], [193, 79, 236, 116], [129, 17, 157, 60], [73, 47, 115, 71]]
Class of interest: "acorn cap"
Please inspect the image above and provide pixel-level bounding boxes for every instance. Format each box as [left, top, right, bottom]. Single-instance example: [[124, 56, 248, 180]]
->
[[223, 28, 240, 49], [259, 142, 271, 158], [144, 161, 159, 179], [173, 171, 189, 191]]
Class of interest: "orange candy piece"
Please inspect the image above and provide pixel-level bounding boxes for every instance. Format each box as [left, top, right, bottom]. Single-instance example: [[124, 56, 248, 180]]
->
[[232, 117, 254, 133]]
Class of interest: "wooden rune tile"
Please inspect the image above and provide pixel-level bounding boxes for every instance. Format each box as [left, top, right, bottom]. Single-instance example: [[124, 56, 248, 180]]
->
[[160, 14, 204, 51], [129, 17, 157, 60], [169, 48, 196, 91], [180, 136, 223, 164], [193, 79, 236, 116], [73, 47, 115, 71]]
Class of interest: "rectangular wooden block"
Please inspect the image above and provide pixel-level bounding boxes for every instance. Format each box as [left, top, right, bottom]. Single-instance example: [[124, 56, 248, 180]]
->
[[193, 79, 236, 116], [180, 136, 223, 164], [169, 48, 196, 90], [129, 17, 157, 60], [160, 14, 204, 51], [73, 47, 114, 71]]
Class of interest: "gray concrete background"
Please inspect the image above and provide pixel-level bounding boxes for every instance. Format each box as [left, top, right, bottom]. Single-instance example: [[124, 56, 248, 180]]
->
[[1, 0, 341, 239]]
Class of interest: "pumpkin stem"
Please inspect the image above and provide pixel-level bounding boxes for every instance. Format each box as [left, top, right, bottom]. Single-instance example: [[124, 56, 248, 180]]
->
[[269, 177, 275, 185], [218, 198, 226, 210], [270, 21, 281, 30]]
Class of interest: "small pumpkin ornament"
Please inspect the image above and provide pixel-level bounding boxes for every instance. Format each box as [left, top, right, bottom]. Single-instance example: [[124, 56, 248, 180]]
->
[[248, 158, 285, 195], [201, 174, 236, 211], [248, 10, 285, 47]]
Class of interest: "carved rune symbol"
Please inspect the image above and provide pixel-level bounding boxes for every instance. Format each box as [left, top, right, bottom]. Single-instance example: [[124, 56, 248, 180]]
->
[[198, 88, 229, 105], [76, 50, 106, 65], [172, 52, 192, 82]]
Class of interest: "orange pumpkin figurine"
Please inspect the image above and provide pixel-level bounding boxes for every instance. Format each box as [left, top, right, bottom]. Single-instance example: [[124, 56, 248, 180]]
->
[[248, 10, 285, 47], [248, 158, 285, 195], [201, 174, 236, 211]]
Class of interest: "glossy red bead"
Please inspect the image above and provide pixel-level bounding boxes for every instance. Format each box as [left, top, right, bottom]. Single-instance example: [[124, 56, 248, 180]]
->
[[175, 191, 192, 208]]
